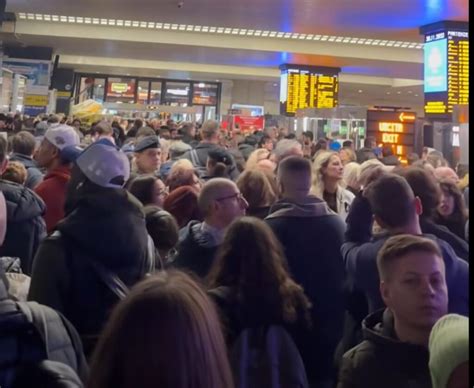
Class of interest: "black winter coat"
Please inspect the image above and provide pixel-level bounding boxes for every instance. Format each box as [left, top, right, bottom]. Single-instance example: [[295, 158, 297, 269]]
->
[[337, 309, 432, 388], [265, 196, 346, 384], [28, 188, 151, 357], [0, 180, 46, 275]]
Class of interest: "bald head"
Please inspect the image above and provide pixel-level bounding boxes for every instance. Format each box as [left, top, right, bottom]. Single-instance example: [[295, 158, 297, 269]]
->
[[198, 178, 238, 216], [277, 156, 311, 199]]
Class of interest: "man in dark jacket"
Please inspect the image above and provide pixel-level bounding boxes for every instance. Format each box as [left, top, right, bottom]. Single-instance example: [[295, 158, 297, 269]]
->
[[355, 136, 377, 164], [0, 136, 46, 275], [380, 145, 400, 166], [28, 139, 153, 357], [182, 120, 239, 180], [265, 156, 346, 387], [342, 174, 469, 317], [10, 131, 44, 189], [173, 178, 248, 278], [337, 234, 448, 388]]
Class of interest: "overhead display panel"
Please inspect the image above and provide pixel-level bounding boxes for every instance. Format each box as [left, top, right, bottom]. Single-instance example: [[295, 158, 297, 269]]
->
[[421, 21, 469, 120], [279, 64, 340, 117]]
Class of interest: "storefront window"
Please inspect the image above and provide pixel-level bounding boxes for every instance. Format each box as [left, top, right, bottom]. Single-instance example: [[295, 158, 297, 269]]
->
[[164, 81, 190, 106], [106, 77, 136, 103], [137, 81, 150, 104], [149, 82, 162, 105], [192, 83, 218, 105]]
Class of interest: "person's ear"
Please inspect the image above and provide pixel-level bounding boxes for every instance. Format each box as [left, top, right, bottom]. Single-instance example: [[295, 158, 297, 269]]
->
[[414, 196, 423, 216], [380, 280, 391, 306], [373, 214, 387, 229]]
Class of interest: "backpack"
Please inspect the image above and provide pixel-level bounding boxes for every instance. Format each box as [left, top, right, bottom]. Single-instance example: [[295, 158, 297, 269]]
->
[[0, 300, 80, 388], [209, 287, 309, 388], [231, 325, 310, 388], [189, 149, 209, 178]]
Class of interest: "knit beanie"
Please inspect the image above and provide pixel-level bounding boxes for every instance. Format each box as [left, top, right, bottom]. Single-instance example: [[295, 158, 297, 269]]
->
[[429, 314, 469, 388]]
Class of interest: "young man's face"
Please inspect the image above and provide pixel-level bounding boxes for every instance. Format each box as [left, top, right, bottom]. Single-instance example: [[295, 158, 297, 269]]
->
[[381, 251, 448, 331], [34, 139, 59, 169], [135, 148, 162, 174]]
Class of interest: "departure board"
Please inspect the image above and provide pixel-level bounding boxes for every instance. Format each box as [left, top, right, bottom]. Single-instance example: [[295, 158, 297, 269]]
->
[[279, 64, 340, 116], [422, 22, 469, 119]]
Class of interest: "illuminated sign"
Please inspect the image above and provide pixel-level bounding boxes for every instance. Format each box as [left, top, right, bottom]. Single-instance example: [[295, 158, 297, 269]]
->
[[421, 22, 469, 119], [110, 83, 129, 93], [366, 110, 417, 164], [424, 39, 448, 93], [279, 64, 340, 116]]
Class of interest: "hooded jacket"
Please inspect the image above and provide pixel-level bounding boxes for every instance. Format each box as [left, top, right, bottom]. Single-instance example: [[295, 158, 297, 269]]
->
[[172, 220, 220, 278], [337, 309, 432, 388], [9, 152, 44, 189], [28, 187, 151, 357], [0, 180, 46, 275], [34, 165, 72, 234], [265, 195, 346, 384]]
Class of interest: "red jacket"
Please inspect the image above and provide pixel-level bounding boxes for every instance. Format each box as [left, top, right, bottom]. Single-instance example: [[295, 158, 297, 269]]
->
[[34, 166, 71, 233]]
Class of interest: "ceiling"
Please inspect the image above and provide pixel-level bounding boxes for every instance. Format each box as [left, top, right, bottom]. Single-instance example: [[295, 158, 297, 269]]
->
[[0, 0, 468, 111]]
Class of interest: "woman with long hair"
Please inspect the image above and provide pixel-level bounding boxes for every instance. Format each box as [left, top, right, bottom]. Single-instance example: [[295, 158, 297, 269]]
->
[[311, 151, 355, 220], [128, 174, 168, 208], [436, 179, 469, 241], [207, 217, 312, 377], [88, 271, 234, 388]]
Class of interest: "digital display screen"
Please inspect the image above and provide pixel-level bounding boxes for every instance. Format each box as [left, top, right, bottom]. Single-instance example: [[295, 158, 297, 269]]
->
[[424, 39, 448, 93], [279, 64, 340, 116], [424, 29, 469, 118], [366, 110, 416, 164]]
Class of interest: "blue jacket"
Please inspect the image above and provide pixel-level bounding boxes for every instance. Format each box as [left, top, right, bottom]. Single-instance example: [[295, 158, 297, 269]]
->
[[342, 194, 469, 317]]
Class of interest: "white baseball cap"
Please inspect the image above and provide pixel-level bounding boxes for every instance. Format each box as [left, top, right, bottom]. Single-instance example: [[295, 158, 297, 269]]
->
[[44, 124, 80, 150]]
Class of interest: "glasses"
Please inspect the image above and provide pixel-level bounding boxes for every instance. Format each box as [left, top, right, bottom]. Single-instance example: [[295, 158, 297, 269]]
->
[[215, 192, 245, 202]]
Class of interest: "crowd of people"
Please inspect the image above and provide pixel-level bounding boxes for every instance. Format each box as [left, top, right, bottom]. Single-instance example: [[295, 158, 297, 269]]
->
[[0, 111, 469, 388]]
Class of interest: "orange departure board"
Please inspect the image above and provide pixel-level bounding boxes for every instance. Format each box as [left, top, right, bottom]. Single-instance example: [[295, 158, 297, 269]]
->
[[279, 64, 340, 116], [421, 22, 469, 120]]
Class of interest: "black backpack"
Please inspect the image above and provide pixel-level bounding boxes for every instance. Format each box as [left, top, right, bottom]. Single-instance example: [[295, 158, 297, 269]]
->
[[0, 299, 81, 388], [209, 287, 309, 388]]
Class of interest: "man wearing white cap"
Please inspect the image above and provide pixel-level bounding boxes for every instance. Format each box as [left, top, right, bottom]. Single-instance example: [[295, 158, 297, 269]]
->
[[34, 124, 82, 233], [29, 139, 154, 357]]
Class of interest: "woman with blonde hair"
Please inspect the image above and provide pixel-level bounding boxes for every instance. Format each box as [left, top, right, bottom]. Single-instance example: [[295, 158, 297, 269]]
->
[[342, 162, 361, 196], [245, 148, 276, 172], [88, 270, 234, 388], [311, 151, 355, 220], [236, 169, 279, 219], [166, 159, 202, 192]]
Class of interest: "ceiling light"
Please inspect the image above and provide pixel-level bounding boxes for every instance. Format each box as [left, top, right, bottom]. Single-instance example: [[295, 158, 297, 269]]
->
[[269, 31, 277, 37], [358, 90, 363, 93], [408, 43, 417, 48], [215, 79, 220, 82], [357, 38, 366, 44], [386, 41, 395, 46], [156, 23, 163, 28], [18, 13, 26, 19], [116, 19, 123, 26], [335, 37, 343, 42], [217, 27, 224, 33], [27, 13, 35, 20], [299, 34, 307, 39], [365, 39, 373, 44], [194, 25, 201, 31], [254, 30, 262, 36], [224, 28, 232, 34], [394, 42, 402, 47], [132, 21, 140, 27], [109, 19, 117, 26], [76, 17, 84, 23], [416, 44, 424, 49], [209, 27, 217, 33], [201, 26, 209, 32], [35, 14, 43, 20], [124, 20, 132, 26], [232, 28, 240, 34], [408, 91, 413, 94], [397, 91, 401, 94], [178, 24, 186, 30], [313, 35, 321, 40], [163, 23, 171, 29], [273, 83, 278, 87], [342, 37, 351, 43], [350, 38, 358, 43], [291, 33, 299, 39], [262, 31, 270, 37], [247, 30, 254, 35], [239, 29, 247, 35], [379, 40, 388, 46], [306, 34, 314, 39], [44, 15, 52, 21], [328, 36, 336, 42], [186, 25, 193, 31], [60, 16, 67, 22], [171, 24, 178, 30], [386, 92, 391, 95], [101, 19, 108, 25], [284, 32, 292, 38], [372, 40, 380, 45], [414, 94, 419, 97], [320, 35, 329, 41], [148, 22, 156, 28], [91, 18, 99, 24]]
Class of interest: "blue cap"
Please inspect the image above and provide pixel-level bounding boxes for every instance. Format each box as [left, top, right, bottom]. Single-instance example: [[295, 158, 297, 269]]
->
[[329, 141, 341, 151]]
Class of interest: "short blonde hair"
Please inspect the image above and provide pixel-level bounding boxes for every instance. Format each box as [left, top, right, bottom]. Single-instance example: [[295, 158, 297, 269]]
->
[[245, 148, 270, 171], [343, 162, 361, 191], [2, 161, 27, 185]]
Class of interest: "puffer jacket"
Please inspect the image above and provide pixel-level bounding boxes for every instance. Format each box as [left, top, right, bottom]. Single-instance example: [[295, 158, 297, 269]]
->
[[28, 187, 151, 357], [0, 180, 46, 275], [9, 152, 44, 189], [337, 309, 432, 388]]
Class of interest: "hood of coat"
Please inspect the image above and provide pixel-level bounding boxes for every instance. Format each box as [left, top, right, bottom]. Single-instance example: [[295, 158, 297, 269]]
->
[[0, 180, 45, 222], [265, 195, 335, 220]]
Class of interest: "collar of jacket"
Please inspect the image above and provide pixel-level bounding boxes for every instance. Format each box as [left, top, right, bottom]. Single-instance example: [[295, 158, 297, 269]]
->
[[43, 165, 72, 182], [266, 195, 335, 219]]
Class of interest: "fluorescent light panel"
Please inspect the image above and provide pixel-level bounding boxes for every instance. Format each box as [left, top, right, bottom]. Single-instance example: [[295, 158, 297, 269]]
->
[[16, 12, 422, 49]]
